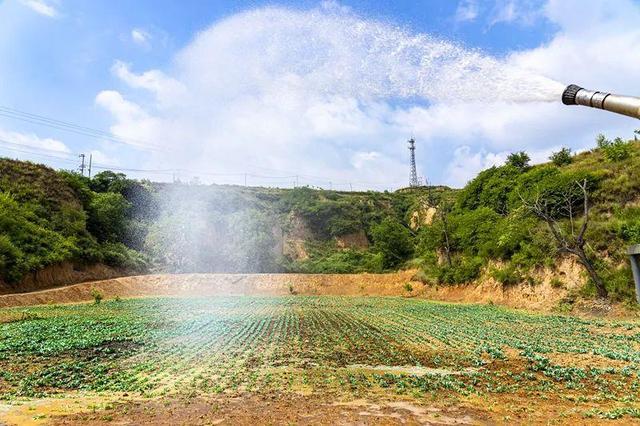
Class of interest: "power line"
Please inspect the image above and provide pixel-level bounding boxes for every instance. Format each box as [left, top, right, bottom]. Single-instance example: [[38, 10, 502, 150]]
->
[[0, 146, 79, 166], [0, 106, 164, 152], [0, 138, 75, 156], [0, 131, 405, 189]]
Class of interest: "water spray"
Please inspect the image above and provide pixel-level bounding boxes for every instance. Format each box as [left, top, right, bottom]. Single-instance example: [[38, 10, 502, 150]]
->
[[562, 84, 640, 119]]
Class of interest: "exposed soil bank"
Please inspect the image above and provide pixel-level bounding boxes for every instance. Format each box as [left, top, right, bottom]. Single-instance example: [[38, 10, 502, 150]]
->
[[1, 267, 636, 317], [0, 262, 127, 295], [0, 270, 419, 308]]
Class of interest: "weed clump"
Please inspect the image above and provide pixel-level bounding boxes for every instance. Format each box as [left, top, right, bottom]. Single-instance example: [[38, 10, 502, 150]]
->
[[91, 289, 103, 305]]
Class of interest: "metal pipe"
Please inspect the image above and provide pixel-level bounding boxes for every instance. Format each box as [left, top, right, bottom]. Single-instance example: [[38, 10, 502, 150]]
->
[[562, 84, 640, 120]]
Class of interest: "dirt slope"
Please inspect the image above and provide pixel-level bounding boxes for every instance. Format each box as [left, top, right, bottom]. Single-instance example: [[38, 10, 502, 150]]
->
[[0, 271, 419, 308], [1, 267, 636, 317], [0, 262, 126, 295]]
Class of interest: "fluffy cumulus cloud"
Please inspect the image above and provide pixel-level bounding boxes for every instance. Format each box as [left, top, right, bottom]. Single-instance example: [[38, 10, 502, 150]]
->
[[97, 0, 640, 188]]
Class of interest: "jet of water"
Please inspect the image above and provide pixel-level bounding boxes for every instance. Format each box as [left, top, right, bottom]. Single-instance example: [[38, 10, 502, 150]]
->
[[180, 6, 565, 105]]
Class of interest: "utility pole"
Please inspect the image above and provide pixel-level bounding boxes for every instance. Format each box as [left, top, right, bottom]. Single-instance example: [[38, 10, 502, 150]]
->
[[87, 154, 92, 178], [408, 138, 419, 187], [78, 154, 86, 176]]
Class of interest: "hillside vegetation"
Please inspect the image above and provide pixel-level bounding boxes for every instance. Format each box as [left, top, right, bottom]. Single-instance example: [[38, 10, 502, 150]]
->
[[1, 133, 639, 302], [415, 136, 640, 302]]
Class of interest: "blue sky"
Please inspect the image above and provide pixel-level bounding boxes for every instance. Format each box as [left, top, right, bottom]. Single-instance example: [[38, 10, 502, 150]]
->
[[1, 0, 638, 189]]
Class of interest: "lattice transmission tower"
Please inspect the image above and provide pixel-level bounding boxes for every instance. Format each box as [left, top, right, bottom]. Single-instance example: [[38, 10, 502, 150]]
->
[[408, 138, 419, 187]]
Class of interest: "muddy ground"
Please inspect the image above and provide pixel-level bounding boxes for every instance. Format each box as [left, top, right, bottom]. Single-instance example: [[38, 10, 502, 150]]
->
[[3, 393, 486, 426]]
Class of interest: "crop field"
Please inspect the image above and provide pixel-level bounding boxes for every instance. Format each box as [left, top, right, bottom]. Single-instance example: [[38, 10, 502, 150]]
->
[[1, 296, 640, 424]]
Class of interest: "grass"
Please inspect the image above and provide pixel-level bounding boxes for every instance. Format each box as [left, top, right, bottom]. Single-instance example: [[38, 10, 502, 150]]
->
[[0, 296, 639, 419]]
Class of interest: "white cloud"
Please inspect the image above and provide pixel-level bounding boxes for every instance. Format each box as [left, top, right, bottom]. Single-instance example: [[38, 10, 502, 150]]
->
[[0, 128, 69, 153], [351, 151, 380, 169], [88, 149, 119, 167], [488, 0, 542, 27], [455, 0, 479, 23], [111, 61, 186, 106], [96, 1, 640, 189], [19, 0, 58, 18], [131, 28, 151, 47], [95, 90, 162, 144], [446, 146, 507, 186], [0, 128, 74, 168]]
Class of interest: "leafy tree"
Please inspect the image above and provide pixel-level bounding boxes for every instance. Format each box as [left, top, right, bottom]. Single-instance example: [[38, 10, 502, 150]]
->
[[550, 147, 573, 166], [449, 208, 501, 258], [87, 192, 131, 243], [506, 151, 531, 170], [0, 193, 77, 283], [89, 171, 129, 194], [457, 165, 522, 215], [370, 218, 414, 269]]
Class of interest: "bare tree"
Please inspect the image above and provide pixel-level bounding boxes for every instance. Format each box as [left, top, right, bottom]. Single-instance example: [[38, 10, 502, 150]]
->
[[520, 179, 608, 298]]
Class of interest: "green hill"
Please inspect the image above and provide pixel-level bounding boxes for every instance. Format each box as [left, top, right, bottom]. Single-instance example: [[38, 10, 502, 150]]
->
[[1, 133, 639, 302], [414, 136, 640, 302]]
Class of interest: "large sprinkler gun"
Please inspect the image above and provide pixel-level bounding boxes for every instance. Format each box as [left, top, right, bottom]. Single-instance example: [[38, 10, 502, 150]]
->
[[562, 84, 640, 119]]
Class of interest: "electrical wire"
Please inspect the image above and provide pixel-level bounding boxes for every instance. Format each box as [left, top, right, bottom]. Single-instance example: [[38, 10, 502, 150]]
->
[[0, 107, 407, 188], [0, 106, 164, 152]]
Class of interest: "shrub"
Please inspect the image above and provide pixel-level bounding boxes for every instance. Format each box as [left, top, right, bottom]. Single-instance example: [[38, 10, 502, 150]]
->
[[404, 282, 413, 293], [550, 278, 564, 289], [437, 256, 484, 284], [600, 266, 635, 302], [290, 249, 384, 274], [550, 148, 573, 166], [91, 289, 103, 305], [620, 221, 640, 244], [491, 265, 523, 286], [99, 242, 148, 271], [597, 135, 632, 162]]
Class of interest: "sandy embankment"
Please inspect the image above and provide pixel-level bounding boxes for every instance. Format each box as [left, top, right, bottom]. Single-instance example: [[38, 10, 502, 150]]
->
[[0, 271, 419, 308], [1, 260, 634, 316]]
